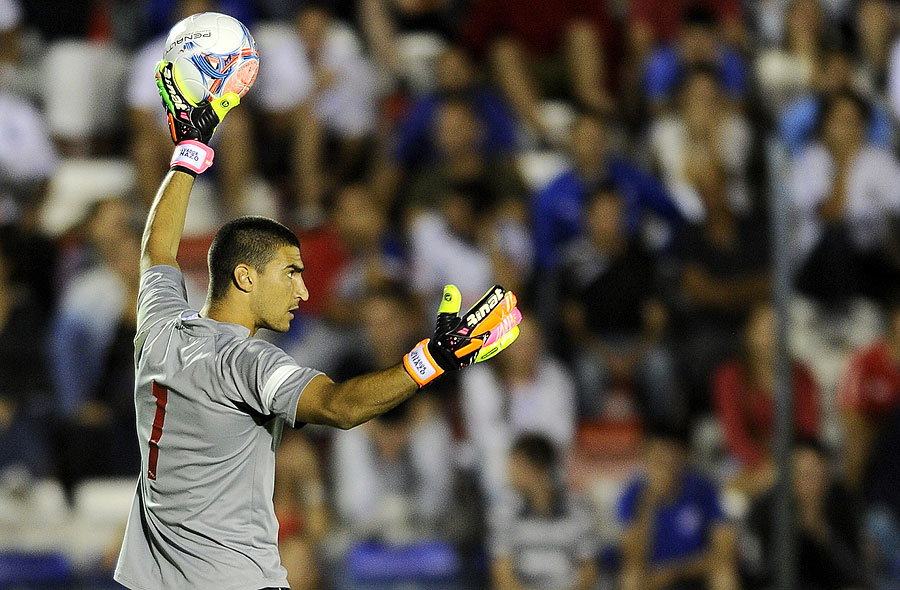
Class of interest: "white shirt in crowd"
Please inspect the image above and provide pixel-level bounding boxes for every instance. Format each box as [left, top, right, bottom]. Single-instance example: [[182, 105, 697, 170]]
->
[[460, 361, 576, 507], [790, 143, 900, 261], [648, 112, 753, 221]]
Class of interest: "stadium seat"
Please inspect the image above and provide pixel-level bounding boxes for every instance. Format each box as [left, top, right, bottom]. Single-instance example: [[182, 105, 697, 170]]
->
[[346, 540, 461, 583], [0, 552, 73, 585]]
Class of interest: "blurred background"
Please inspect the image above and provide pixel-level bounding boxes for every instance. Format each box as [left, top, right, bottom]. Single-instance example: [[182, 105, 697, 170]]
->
[[2, 0, 900, 588]]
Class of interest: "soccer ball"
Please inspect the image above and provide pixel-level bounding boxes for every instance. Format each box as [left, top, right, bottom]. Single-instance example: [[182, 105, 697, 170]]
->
[[163, 12, 259, 104]]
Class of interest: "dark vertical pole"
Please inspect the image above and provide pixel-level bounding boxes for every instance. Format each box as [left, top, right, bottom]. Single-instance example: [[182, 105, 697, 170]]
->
[[767, 138, 796, 590]]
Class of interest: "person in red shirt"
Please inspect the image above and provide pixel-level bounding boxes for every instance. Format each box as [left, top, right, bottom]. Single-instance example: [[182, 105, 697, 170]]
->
[[838, 298, 900, 492], [462, 0, 617, 142], [713, 303, 820, 497]]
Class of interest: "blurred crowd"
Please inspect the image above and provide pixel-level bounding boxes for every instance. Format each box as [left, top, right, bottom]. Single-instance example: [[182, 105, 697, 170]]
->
[[3, 0, 900, 588]]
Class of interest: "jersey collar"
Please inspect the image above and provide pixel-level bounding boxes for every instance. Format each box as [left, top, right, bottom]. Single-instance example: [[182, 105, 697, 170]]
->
[[176, 310, 252, 338]]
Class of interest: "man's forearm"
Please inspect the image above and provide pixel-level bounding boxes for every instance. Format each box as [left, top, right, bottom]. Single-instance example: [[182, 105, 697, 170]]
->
[[297, 365, 419, 429], [140, 169, 195, 272]]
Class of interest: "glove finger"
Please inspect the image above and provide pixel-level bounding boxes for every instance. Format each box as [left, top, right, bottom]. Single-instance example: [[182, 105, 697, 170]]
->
[[469, 290, 517, 336], [211, 92, 240, 122], [474, 325, 520, 363], [438, 285, 461, 316], [480, 307, 522, 348]]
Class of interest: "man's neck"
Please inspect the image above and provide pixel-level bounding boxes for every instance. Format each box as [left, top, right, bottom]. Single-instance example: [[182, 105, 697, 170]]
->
[[201, 299, 257, 336]]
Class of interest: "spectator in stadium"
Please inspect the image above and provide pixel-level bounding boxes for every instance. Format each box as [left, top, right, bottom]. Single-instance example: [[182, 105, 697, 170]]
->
[[672, 148, 769, 409], [838, 297, 900, 493], [780, 46, 892, 155], [281, 184, 404, 376], [713, 303, 820, 498], [253, 3, 378, 224], [325, 184, 406, 324], [754, 0, 825, 116], [274, 429, 329, 590], [854, 0, 895, 97], [489, 433, 599, 590], [0, 227, 50, 493], [408, 181, 532, 306], [126, 0, 258, 215], [618, 426, 739, 590], [390, 46, 519, 172], [331, 396, 454, 541], [641, 4, 748, 112], [49, 207, 143, 499], [360, 0, 462, 87], [327, 287, 453, 542], [627, 0, 745, 64], [743, 439, 866, 590], [648, 64, 754, 221], [461, 0, 616, 142], [533, 112, 681, 273], [0, 0, 57, 225], [558, 185, 680, 424], [835, 296, 900, 588], [405, 98, 526, 213], [790, 89, 900, 308], [460, 319, 576, 507]]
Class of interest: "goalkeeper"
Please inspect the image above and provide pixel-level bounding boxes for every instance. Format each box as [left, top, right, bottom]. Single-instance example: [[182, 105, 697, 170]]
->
[[114, 62, 521, 590]]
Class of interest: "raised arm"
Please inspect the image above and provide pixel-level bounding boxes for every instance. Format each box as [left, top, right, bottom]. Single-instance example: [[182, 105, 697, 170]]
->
[[140, 170, 195, 273], [141, 61, 240, 273]]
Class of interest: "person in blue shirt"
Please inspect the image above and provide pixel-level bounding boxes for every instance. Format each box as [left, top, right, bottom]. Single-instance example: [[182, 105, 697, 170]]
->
[[532, 112, 682, 271], [618, 426, 738, 590], [643, 5, 747, 111], [393, 45, 519, 170], [778, 46, 892, 155]]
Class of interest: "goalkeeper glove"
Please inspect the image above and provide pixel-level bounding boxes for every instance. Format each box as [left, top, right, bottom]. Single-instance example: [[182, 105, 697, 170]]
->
[[403, 284, 522, 387], [156, 61, 239, 175]]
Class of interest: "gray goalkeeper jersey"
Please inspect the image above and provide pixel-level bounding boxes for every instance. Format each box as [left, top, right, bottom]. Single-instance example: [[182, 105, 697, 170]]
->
[[114, 265, 322, 590]]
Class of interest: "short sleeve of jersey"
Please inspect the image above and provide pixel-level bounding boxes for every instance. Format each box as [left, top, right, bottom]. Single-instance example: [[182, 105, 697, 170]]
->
[[137, 265, 192, 339], [220, 337, 323, 427]]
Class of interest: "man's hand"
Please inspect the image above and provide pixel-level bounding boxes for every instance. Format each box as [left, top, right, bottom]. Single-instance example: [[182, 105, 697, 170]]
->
[[403, 285, 522, 387], [155, 60, 239, 146]]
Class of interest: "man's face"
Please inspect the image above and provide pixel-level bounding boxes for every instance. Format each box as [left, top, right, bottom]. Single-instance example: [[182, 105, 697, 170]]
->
[[251, 245, 308, 333]]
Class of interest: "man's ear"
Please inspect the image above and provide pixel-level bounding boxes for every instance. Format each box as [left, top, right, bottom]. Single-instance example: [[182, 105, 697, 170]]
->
[[232, 263, 254, 293]]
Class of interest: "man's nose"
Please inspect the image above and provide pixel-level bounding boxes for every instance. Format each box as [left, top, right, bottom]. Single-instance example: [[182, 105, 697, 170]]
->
[[295, 276, 309, 301]]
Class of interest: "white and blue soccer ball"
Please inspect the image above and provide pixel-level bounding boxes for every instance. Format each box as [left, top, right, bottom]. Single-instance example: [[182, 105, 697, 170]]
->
[[163, 12, 259, 104]]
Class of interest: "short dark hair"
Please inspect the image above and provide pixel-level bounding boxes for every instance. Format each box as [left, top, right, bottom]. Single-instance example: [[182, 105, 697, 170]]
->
[[510, 433, 558, 472], [207, 216, 300, 301]]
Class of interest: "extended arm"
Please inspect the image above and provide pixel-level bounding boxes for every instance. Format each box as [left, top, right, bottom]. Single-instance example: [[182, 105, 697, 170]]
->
[[298, 284, 522, 429]]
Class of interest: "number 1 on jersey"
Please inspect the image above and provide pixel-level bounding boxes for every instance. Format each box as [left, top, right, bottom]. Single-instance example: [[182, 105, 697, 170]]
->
[[148, 382, 168, 480]]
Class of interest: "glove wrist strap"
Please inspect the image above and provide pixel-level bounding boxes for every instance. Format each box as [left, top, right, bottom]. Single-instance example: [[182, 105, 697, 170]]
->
[[170, 140, 214, 175], [403, 339, 445, 387]]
